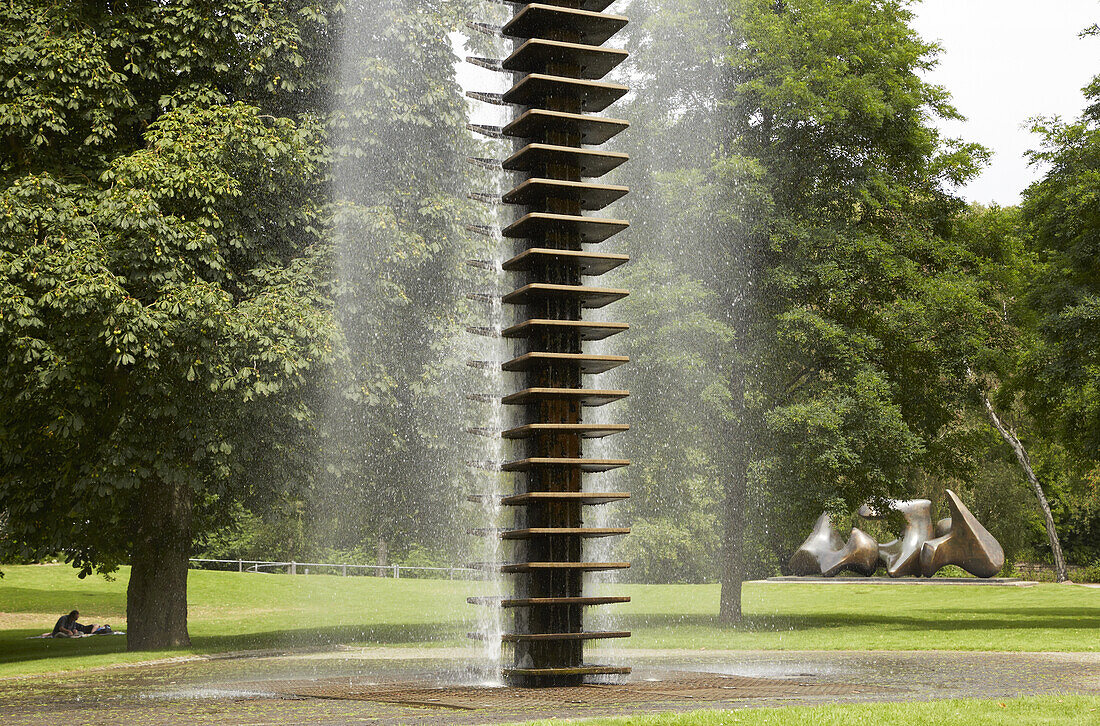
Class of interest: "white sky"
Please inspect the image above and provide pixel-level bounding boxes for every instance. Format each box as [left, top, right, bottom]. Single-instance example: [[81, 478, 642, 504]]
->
[[456, 2, 1100, 206], [912, 0, 1098, 205]]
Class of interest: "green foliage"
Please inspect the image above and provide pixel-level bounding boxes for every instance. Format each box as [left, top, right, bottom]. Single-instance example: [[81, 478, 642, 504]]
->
[[0, 0, 485, 588], [728, 0, 1000, 525], [619, 0, 1099, 589], [652, 0, 1008, 583], [1022, 77, 1100, 462], [619, 512, 721, 584], [308, 0, 482, 558], [937, 56, 1100, 569], [615, 0, 1013, 583], [0, 2, 334, 585], [0, 0, 334, 183], [1025, 437, 1100, 565], [611, 0, 742, 583], [0, 102, 331, 574]]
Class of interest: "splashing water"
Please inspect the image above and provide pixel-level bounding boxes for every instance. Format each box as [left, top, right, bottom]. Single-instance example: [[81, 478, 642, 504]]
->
[[461, 1, 512, 683]]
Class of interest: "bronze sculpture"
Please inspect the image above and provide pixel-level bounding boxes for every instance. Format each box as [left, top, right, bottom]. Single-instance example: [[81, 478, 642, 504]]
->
[[857, 499, 934, 577], [788, 514, 878, 577], [920, 490, 1005, 578], [788, 490, 1004, 578]]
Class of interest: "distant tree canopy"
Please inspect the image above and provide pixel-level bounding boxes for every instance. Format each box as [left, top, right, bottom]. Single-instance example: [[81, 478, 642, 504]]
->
[[0, 0, 337, 650], [1022, 75, 1100, 464], [612, 0, 736, 584], [311, 0, 481, 565]]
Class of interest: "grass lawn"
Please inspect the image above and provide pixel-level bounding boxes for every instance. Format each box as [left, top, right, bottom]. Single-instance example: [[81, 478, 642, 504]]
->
[[507, 695, 1100, 726], [0, 564, 479, 676], [0, 564, 1096, 677], [616, 581, 1100, 651]]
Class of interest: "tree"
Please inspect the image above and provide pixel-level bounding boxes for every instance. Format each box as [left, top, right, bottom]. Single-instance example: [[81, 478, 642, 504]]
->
[[942, 203, 1072, 582], [1022, 73, 1100, 464], [0, 1, 334, 650], [1011, 52, 1100, 575], [715, 0, 993, 620], [612, 0, 739, 585], [312, 0, 482, 564], [613, 0, 1013, 611], [979, 392, 1068, 580]]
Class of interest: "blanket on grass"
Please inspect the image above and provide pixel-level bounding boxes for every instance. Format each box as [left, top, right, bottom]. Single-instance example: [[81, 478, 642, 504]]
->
[[26, 630, 125, 639]]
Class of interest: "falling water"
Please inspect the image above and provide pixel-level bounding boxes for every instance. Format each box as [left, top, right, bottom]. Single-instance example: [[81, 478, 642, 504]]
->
[[460, 1, 512, 683], [464, 240, 507, 684], [322, 0, 507, 680], [585, 293, 630, 676], [323, 0, 726, 684]]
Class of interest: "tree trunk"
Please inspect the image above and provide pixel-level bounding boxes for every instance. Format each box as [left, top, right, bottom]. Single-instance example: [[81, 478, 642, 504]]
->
[[719, 475, 746, 623], [719, 418, 749, 623], [718, 240, 758, 623], [127, 477, 192, 650], [980, 393, 1069, 583]]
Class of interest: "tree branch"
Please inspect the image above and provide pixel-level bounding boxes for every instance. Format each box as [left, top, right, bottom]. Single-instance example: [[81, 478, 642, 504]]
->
[[979, 391, 1069, 582]]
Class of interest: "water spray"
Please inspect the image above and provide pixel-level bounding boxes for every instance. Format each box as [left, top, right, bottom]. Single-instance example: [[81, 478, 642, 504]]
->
[[466, 0, 633, 687]]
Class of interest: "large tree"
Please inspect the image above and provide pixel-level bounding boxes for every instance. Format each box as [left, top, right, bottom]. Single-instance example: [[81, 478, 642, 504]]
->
[[612, 0, 738, 584], [612, 0, 1011, 608], [1011, 55, 1100, 571], [715, 0, 995, 619], [1022, 71, 1100, 465], [947, 203, 1074, 581], [0, 1, 334, 649]]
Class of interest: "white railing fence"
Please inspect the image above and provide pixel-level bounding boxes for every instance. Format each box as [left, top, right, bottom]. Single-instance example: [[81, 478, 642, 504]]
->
[[188, 558, 480, 579]]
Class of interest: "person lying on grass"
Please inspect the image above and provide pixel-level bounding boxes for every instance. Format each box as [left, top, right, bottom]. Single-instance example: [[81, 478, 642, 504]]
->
[[52, 610, 111, 637]]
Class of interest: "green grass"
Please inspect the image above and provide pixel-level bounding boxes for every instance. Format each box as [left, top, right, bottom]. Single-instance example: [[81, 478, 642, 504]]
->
[[504, 695, 1100, 726], [0, 564, 478, 676], [1, 565, 1097, 677], [613, 581, 1100, 651]]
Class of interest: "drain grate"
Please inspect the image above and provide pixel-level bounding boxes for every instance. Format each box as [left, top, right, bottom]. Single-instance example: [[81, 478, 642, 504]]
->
[[231, 673, 883, 710]]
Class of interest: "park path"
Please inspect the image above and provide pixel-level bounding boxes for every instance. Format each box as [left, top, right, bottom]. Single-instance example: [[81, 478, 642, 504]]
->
[[1, 649, 1097, 725]]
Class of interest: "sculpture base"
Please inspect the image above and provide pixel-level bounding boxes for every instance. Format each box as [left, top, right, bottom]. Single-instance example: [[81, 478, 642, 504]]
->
[[761, 577, 1036, 586]]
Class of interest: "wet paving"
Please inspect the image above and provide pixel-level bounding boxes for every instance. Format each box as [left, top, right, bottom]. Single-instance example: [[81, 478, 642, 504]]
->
[[1, 649, 1097, 725]]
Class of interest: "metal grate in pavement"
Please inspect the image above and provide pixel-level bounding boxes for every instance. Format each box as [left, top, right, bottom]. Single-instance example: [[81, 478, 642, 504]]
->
[[232, 673, 883, 711]]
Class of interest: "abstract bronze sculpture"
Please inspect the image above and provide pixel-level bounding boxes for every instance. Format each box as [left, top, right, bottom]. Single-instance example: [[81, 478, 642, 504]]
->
[[467, 0, 632, 686], [788, 514, 878, 577], [789, 490, 1004, 578], [920, 490, 1005, 578], [857, 499, 934, 577]]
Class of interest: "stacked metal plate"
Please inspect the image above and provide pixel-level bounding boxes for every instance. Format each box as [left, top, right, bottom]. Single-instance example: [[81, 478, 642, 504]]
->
[[467, 0, 633, 687]]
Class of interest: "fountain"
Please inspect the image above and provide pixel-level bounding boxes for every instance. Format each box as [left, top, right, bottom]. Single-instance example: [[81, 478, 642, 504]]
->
[[466, 0, 634, 686]]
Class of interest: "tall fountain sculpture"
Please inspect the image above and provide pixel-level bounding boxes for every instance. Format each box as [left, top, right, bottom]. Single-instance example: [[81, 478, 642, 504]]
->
[[467, 0, 633, 686]]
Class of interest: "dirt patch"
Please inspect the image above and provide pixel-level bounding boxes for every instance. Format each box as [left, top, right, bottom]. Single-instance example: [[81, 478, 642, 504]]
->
[[0, 613, 59, 630]]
